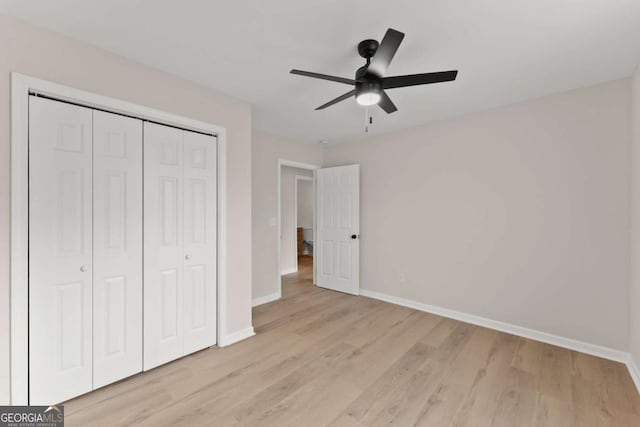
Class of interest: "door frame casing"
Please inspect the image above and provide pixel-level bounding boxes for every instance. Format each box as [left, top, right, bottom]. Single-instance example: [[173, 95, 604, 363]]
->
[[9, 73, 229, 404], [276, 159, 320, 299]]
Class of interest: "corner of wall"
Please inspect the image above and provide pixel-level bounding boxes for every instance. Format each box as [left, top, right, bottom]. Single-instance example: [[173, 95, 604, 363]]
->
[[629, 63, 640, 389]]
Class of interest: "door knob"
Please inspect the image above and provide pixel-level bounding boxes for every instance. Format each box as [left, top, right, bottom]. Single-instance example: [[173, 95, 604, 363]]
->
[[80, 265, 89, 272], [351, 234, 358, 239], [185, 254, 191, 260]]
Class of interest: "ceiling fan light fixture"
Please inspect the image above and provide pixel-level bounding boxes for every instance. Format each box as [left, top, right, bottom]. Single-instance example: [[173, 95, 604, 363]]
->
[[356, 91, 381, 106], [355, 79, 382, 106]]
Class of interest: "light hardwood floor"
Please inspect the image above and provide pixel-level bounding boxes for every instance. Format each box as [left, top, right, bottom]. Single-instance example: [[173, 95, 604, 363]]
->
[[65, 256, 640, 426]]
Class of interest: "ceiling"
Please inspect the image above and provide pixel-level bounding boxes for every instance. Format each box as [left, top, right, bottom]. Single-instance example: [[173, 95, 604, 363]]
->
[[2, 0, 640, 144]]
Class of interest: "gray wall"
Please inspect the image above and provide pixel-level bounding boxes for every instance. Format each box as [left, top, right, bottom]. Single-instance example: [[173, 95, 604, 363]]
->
[[324, 79, 631, 350], [297, 180, 314, 230]]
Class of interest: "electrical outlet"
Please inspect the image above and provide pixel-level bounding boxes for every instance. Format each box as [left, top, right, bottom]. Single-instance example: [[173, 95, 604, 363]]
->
[[398, 270, 407, 283]]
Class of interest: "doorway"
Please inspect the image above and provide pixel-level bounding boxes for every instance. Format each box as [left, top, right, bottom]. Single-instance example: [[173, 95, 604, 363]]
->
[[295, 175, 314, 275], [277, 160, 319, 296]]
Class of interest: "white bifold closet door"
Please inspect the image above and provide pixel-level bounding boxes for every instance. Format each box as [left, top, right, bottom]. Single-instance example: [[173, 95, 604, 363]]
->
[[29, 96, 143, 404], [183, 130, 217, 355], [92, 110, 143, 389], [143, 122, 217, 370], [29, 97, 94, 405]]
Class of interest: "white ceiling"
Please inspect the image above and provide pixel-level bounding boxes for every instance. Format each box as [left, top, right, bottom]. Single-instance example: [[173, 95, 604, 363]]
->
[[2, 0, 640, 144]]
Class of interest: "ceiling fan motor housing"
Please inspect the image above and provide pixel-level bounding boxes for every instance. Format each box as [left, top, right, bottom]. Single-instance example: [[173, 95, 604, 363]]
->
[[355, 64, 383, 100], [355, 76, 382, 100]]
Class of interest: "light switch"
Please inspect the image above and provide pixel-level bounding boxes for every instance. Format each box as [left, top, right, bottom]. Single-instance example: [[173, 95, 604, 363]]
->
[[269, 216, 277, 227]]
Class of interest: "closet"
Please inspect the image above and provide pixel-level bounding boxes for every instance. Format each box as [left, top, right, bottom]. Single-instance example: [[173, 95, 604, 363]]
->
[[28, 96, 217, 405]]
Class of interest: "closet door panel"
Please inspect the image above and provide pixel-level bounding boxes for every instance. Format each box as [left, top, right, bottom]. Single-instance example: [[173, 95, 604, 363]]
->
[[144, 122, 184, 370], [93, 111, 143, 388], [29, 96, 93, 404], [183, 132, 217, 353]]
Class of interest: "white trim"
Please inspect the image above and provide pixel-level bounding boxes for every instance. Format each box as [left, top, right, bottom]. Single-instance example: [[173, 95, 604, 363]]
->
[[216, 127, 229, 352], [252, 292, 281, 307], [9, 72, 230, 404], [278, 159, 322, 170], [312, 170, 318, 286], [276, 159, 320, 298], [360, 289, 629, 363], [218, 327, 255, 347], [10, 72, 30, 405], [280, 268, 297, 276], [627, 355, 640, 395]]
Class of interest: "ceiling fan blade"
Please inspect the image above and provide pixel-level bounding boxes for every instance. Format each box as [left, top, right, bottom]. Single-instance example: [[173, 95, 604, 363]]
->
[[367, 28, 405, 77], [290, 69, 355, 85], [383, 70, 458, 89], [315, 89, 356, 110], [378, 91, 398, 114]]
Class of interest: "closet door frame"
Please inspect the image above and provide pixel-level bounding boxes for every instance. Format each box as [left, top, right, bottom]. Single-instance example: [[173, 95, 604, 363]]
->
[[9, 73, 231, 405]]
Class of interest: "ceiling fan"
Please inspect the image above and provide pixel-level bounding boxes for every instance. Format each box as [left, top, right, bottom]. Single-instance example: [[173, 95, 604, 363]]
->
[[290, 28, 458, 114]]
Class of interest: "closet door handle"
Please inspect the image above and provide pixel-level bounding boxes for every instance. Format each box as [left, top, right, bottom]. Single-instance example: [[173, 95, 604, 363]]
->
[[80, 265, 90, 272], [185, 254, 191, 260]]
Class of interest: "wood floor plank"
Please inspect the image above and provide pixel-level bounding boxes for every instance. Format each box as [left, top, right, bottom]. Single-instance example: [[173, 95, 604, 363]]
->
[[338, 311, 440, 391], [413, 327, 501, 426], [63, 258, 640, 426], [539, 344, 574, 402], [511, 337, 546, 376], [490, 367, 537, 427], [534, 394, 575, 427], [447, 333, 521, 426], [232, 342, 357, 426], [367, 358, 445, 427], [330, 342, 435, 425]]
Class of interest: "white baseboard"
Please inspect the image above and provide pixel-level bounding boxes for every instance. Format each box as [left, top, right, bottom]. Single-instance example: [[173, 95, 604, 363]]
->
[[627, 355, 640, 395], [281, 268, 297, 276], [218, 327, 255, 347], [360, 289, 628, 364], [252, 292, 281, 307]]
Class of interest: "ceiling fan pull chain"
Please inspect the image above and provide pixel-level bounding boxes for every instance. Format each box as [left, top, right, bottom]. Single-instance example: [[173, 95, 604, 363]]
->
[[365, 106, 369, 132]]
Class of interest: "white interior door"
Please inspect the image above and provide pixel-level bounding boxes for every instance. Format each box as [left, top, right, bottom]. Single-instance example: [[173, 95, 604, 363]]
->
[[29, 96, 93, 404], [92, 110, 143, 388], [315, 165, 360, 295], [183, 132, 217, 354], [144, 122, 185, 370]]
